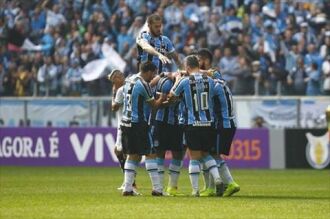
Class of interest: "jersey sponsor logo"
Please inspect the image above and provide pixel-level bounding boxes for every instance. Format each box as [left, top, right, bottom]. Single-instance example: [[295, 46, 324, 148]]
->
[[305, 132, 330, 169], [155, 47, 167, 54]]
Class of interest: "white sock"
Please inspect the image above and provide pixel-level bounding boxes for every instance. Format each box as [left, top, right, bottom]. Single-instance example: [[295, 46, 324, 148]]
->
[[145, 159, 162, 192], [156, 158, 165, 189], [124, 160, 138, 192], [209, 172, 215, 189], [189, 160, 200, 193], [202, 155, 221, 183], [168, 159, 183, 188], [218, 159, 233, 184], [201, 163, 210, 190]]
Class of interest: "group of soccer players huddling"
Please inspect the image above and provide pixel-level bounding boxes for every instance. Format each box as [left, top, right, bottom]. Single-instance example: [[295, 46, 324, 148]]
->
[[108, 14, 240, 197]]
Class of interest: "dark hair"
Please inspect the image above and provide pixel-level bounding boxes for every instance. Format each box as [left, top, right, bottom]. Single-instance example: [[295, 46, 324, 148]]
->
[[140, 61, 157, 73], [198, 48, 213, 63], [311, 62, 318, 70], [184, 55, 199, 69], [147, 14, 162, 25]]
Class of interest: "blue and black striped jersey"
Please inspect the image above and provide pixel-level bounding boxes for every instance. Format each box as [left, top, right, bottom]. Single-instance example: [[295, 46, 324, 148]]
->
[[172, 73, 215, 126], [137, 31, 175, 73], [121, 74, 154, 125], [213, 79, 237, 128], [210, 68, 223, 80], [155, 77, 180, 125]]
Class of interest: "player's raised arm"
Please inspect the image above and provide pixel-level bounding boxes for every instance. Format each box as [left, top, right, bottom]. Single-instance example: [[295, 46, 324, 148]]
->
[[137, 38, 171, 64]]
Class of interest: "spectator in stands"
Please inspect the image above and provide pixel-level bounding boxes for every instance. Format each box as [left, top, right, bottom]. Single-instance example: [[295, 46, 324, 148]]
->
[[218, 47, 239, 88], [42, 0, 67, 32], [230, 56, 254, 95], [240, 34, 258, 63], [322, 55, 330, 95], [127, 16, 144, 39], [37, 55, 58, 96], [287, 56, 308, 95], [263, 20, 279, 63], [252, 116, 266, 128], [250, 15, 263, 45], [30, 7, 46, 41], [320, 34, 330, 59], [14, 65, 32, 96], [206, 12, 223, 52], [116, 25, 134, 56], [293, 22, 317, 49], [63, 58, 82, 96], [0, 62, 5, 95], [40, 26, 55, 55], [306, 62, 321, 96], [2, 62, 16, 96], [164, 0, 183, 27], [0, 0, 328, 97]]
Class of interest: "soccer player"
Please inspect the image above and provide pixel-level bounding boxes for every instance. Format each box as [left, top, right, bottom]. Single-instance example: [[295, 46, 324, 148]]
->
[[136, 13, 182, 73], [108, 69, 139, 195], [121, 61, 165, 196], [168, 55, 223, 197], [198, 48, 240, 197], [153, 75, 185, 196]]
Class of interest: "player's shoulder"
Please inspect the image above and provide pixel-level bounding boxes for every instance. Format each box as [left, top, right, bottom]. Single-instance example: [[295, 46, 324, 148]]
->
[[137, 76, 152, 92], [179, 76, 189, 84], [158, 76, 172, 86], [116, 86, 124, 94], [126, 74, 137, 81], [136, 76, 149, 87], [172, 76, 188, 90], [160, 35, 173, 43], [139, 31, 151, 39], [214, 78, 226, 86]]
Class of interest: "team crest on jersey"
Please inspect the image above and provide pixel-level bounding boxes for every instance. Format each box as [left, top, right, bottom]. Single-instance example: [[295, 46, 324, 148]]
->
[[155, 47, 167, 54], [305, 132, 330, 169]]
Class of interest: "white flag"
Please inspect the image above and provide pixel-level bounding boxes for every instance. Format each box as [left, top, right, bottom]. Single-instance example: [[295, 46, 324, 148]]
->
[[81, 59, 108, 81]]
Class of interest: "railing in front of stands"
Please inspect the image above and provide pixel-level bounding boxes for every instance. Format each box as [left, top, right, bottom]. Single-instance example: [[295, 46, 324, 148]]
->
[[0, 96, 329, 128]]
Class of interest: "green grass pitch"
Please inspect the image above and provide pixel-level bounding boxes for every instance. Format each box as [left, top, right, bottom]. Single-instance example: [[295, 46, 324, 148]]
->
[[0, 166, 329, 219]]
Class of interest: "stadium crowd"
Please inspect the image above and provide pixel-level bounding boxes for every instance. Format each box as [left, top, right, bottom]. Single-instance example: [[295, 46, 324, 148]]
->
[[0, 0, 330, 97]]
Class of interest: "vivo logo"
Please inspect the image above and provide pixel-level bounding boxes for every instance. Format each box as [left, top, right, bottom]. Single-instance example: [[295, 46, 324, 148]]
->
[[70, 133, 118, 163]]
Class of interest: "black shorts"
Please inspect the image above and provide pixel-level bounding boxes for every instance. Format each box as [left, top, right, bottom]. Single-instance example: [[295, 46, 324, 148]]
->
[[121, 122, 153, 155], [210, 127, 236, 155], [184, 125, 216, 152], [153, 121, 184, 152]]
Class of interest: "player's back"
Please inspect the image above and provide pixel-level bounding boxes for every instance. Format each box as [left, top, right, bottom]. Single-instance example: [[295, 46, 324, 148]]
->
[[155, 77, 180, 125], [121, 74, 153, 125], [213, 79, 237, 128], [173, 73, 215, 126]]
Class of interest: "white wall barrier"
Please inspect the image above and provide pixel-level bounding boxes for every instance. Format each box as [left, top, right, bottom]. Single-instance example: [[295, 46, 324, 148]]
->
[[0, 96, 329, 128]]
